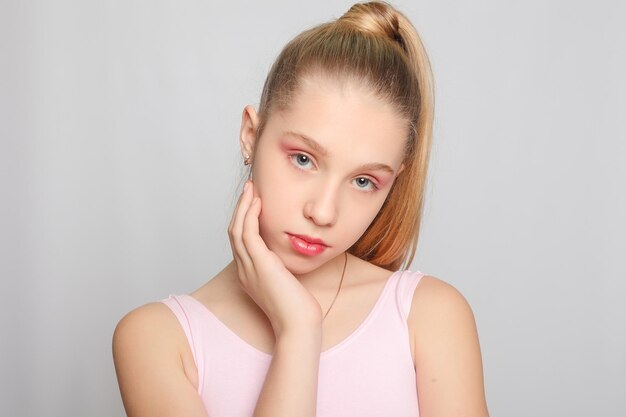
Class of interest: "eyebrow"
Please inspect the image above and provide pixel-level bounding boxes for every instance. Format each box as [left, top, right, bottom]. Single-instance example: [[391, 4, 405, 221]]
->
[[356, 162, 395, 174], [282, 130, 396, 174], [284, 131, 328, 157]]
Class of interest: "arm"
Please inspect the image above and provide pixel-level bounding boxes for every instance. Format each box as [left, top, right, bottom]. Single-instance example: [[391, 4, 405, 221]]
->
[[409, 276, 490, 417], [253, 329, 322, 417], [230, 181, 324, 416], [114, 180, 322, 417], [112, 303, 209, 417]]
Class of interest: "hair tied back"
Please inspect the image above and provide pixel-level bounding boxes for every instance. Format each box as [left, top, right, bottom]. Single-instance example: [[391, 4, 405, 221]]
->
[[255, 0, 435, 270], [340, 1, 407, 53]]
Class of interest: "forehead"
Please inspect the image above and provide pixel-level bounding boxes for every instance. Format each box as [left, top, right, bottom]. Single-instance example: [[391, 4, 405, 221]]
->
[[266, 76, 408, 168]]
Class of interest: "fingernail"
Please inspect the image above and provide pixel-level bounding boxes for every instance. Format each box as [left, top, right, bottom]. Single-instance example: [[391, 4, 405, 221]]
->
[[243, 181, 249, 192]]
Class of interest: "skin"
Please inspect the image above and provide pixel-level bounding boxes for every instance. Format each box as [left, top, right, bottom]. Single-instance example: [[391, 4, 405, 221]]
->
[[112, 75, 489, 417]]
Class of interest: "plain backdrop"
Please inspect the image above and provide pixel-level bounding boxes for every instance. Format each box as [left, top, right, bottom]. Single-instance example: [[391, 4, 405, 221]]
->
[[1, 0, 624, 416]]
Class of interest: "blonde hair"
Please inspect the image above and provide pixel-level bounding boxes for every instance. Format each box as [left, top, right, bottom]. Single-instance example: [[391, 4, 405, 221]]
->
[[254, 1, 434, 270]]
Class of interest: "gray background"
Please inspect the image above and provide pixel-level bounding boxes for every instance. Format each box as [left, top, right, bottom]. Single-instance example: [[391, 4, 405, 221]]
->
[[1, 0, 624, 416]]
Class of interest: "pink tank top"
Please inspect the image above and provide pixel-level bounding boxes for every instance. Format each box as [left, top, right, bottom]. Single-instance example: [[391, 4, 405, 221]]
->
[[160, 269, 425, 416]]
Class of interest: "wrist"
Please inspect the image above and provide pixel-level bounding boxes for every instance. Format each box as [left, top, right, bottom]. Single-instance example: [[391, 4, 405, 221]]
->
[[275, 328, 323, 353]]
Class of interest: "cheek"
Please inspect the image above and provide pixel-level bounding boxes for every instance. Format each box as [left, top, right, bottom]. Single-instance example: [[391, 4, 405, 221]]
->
[[256, 199, 286, 252], [254, 174, 300, 240], [341, 197, 387, 242], [252, 146, 292, 198]]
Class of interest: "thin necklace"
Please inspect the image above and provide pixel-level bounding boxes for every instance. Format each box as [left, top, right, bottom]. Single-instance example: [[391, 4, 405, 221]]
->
[[322, 252, 348, 321]]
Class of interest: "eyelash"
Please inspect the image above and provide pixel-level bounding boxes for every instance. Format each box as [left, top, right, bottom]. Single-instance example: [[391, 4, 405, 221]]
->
[[287, 152, 380, 192]]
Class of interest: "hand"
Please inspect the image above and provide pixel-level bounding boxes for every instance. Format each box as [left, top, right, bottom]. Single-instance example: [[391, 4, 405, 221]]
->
[[228, 181, 324, 338]]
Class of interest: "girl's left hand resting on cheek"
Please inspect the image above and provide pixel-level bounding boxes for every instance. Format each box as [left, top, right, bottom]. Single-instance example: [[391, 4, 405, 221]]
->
[[227, 180, 323, 338]]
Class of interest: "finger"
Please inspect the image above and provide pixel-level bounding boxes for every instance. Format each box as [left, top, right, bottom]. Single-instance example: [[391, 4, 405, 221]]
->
[[228, 181, 250, 233], [241, 196, 270, 261], [229, 181, 252, 241], [229, 181, 255, 269], [230, 236, 253, 286], [231, 253, 250, 289]]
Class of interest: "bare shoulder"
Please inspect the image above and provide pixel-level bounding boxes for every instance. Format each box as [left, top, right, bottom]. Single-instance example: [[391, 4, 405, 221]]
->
[[407, 274, 479, 356], [113, 302, 188, 359], [407, 275, 489, 416], [112, 302, 207, 417], [409, 275, 476, 325]]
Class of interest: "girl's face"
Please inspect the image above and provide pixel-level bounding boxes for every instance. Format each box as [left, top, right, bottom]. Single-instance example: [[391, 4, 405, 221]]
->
[[242, 77, 408, 275]]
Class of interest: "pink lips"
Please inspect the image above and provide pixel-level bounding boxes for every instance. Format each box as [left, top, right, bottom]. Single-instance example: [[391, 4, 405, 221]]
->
[[287, 233, 328, 256]]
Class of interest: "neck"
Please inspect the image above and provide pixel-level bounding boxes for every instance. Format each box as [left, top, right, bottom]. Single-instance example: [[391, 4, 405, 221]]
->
[[293, 252, 348, 290], [224, 252, 350, 292]]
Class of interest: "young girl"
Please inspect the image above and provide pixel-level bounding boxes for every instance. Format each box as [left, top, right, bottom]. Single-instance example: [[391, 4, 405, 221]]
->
[[113, 2, 489, 416]]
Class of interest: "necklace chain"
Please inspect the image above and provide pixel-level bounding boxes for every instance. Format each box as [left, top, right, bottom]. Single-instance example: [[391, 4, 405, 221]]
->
[[322, 252, 348, 321]]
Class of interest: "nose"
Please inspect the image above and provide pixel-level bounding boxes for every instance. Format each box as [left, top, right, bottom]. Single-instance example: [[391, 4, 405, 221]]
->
[[303, 182, 339, 227]]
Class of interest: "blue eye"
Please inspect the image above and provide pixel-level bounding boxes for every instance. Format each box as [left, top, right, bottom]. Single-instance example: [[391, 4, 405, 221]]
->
[[296, 154, 309, 166], [290, 153, 314, 170], [353, 177, 376, 191]]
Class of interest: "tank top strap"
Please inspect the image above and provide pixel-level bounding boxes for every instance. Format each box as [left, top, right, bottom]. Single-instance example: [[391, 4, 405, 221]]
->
[[393, 270, 426, 322], [160, 294, 205, 394]]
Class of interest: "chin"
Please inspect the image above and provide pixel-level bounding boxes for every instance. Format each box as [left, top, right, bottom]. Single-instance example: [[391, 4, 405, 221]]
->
[[280, 252, 328, 276], [278, 242, 344, 276]]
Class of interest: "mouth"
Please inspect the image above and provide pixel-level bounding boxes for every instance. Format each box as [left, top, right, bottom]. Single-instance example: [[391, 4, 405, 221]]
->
[[286, 233, 329, 256]]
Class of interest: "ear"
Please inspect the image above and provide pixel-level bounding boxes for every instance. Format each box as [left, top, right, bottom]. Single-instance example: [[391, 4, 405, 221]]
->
[[239, 105, 260, 163]]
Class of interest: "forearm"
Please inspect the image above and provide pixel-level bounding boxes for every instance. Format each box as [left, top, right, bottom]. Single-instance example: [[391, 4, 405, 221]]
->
[[253, 330, 322, 417]]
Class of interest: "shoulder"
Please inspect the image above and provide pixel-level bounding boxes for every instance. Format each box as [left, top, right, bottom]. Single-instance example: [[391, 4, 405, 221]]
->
[[113, 301, 185, 353], [113, 301, 195, 372], [406, 275, 489, 416], [112, 302, 202, 410], [113, 301, 195, 380], [407, 275, 478, 347], [409, 274, 474, 321]]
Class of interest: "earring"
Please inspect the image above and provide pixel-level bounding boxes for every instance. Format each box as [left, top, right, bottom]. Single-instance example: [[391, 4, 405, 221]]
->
[[243, 153, 251, 165]]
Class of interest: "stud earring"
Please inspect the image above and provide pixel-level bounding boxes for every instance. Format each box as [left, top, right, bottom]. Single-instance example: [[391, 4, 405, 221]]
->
[[243, 154, 251, 165]]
